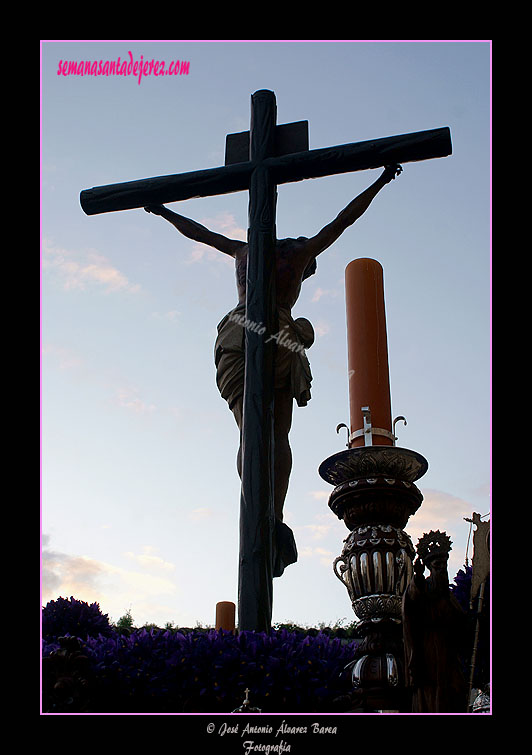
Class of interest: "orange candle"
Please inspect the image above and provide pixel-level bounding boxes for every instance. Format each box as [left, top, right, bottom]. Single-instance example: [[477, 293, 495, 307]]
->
[[345, 258, 393, 448], [215, 601, 236, 631]]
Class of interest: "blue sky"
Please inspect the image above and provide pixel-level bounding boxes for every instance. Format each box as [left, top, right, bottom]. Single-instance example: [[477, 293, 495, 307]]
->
[[41, 40, 491, 629]]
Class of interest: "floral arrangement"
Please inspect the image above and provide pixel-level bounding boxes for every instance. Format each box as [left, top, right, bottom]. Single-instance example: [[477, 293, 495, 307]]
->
[[42, 625, 359, 713]]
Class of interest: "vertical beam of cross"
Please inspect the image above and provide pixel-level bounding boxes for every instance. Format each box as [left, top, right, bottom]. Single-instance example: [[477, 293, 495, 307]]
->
[[238, 90, 278, 632]]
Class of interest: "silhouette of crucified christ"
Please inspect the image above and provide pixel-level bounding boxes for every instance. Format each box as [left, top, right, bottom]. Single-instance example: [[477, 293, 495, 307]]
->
[[145, 163, 402, 575]]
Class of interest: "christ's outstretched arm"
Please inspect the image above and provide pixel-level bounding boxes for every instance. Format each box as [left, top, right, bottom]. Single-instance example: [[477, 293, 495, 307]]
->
[[144, 204, 246, 257], [300, 164, 402, 260]]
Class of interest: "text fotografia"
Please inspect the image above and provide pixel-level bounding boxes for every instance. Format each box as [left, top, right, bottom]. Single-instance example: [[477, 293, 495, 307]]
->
[[228, 311, 307, 354], [56, 52, 190, 85]]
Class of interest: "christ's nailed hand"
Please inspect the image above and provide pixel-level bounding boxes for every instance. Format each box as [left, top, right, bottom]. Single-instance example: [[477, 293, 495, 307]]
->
[[382, 164, 403, 183], [144, 204, 165, 215]]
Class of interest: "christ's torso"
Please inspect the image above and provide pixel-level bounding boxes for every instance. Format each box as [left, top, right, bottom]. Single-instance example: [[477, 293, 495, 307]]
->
[[235, 239, 310, 310]]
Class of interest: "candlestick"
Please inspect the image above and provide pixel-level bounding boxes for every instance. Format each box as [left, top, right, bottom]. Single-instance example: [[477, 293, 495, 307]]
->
[[318, 257, 429, 711]]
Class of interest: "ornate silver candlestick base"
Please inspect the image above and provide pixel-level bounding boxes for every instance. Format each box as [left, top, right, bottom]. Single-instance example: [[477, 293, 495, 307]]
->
[[319, 446, 428, 712]]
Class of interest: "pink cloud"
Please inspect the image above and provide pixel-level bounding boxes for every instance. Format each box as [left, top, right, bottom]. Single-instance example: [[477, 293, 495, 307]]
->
[[43, 240, 140, 294]]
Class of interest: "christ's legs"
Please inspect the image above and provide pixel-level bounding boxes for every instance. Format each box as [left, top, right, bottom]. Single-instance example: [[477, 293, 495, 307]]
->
[[232, 399, 243, 479], [231, 390, 297, 577], [231, 390, 293, 521], [272, 388, 293, 521]]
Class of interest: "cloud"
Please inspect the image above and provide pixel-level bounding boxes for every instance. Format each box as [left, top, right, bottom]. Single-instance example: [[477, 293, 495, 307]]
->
[[41, 536, 180, 625], [123, 546, 176, 573], [314, 320, 331, 338], [188, 507, 217, 521], [42, 343, 84, 371], [43, 341, 157, 418], [43, 239, 141, 294], [150, 309, 181, 323], [406, 488, 474, 576], [185, 212, 246, 266], [203, 212, 247, 241], [311, 287, 339, 303], [114, 386, 156, 414], [291, 505, 344, 565], [408, 488, 472, 540], [42, 536, 107, 603], [300, 523, 332, 541], [468, 481, 491, 503], [299, 545, 335, 567], [308, 490, 331, 501]]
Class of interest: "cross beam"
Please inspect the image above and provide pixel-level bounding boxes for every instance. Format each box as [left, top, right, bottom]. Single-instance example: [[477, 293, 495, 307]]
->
[[80, 90, 452, 632], [80, 124, 451, 215]]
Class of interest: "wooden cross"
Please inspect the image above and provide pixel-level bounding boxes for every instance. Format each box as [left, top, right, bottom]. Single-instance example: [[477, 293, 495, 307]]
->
[[80, 89, 452, 633]]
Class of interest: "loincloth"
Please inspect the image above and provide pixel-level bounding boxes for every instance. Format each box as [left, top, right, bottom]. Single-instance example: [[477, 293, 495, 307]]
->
[[214, 304, 313, 411]]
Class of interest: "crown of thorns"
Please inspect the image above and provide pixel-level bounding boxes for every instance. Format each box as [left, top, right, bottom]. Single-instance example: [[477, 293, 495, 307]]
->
[[416, 530, 452, 563]]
